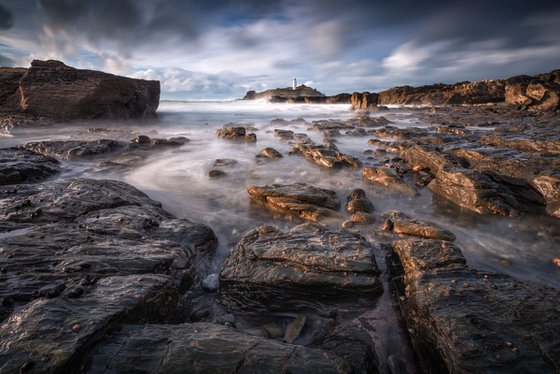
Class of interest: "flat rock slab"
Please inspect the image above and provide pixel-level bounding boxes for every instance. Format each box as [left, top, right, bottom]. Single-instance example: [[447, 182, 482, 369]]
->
[[384, 211, 456, 241], [428, 165, 545, 216], [363, 166, 418, 196], [86, 322, 354, 373], [0, 178, 217, 372], [248, 183, 341, 221], [390, 238, 560, 373], [290, 143, 361, 168], [0, 148, 60, 185], [21, 139, 127, 160], [220, 223, 382, 312]]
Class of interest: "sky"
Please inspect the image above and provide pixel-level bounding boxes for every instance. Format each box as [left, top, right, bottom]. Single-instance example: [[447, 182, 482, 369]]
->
[[1, 0, 559, 100]]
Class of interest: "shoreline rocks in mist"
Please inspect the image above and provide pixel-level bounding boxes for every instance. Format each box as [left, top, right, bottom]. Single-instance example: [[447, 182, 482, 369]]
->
[[0, 60, 160, 124]]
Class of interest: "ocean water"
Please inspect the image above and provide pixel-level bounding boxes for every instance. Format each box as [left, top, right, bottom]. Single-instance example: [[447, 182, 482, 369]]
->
[[2, 100, 559, 372]]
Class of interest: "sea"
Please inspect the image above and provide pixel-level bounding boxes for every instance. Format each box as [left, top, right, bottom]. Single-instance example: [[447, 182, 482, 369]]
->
[[2, 100, 559, 372]]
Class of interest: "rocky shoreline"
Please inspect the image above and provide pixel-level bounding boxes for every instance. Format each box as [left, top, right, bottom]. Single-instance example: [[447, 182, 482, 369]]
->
[[1, 64, 559, 373]]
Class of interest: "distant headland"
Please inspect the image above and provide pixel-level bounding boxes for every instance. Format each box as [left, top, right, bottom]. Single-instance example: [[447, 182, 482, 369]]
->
[[242, 83, 351, 104], [242, 70, 560, 112]]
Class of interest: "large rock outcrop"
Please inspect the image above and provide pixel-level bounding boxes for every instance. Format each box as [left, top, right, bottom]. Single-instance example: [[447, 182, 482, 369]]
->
[[220, 223, 382, 313], [0, 60, 160, 120], [0, 177, 217, 372], [390, 238, 560, 373]]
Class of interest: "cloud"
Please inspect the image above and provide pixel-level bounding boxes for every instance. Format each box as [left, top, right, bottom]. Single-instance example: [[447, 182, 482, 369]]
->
[[0, 1, 558, 97], [0, 4, 13, 30]]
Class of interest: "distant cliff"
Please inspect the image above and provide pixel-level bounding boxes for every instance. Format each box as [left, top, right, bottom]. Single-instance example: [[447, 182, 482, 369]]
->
[[351, 69, 560, 111], [242, 85, 351, 104], [0, 60, 160, 121]]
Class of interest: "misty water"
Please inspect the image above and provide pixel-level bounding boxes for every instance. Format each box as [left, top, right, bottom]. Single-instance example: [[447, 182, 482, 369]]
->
[[3, 100, 559, 371]]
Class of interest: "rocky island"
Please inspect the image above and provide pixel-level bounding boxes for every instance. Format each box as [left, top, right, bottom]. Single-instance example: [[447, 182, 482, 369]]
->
[[1, 61, 559, 373], [243, 84, 351, 104]]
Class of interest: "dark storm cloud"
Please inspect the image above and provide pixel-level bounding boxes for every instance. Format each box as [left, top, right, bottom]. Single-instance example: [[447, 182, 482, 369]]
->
[[0, 4, 14, 30]]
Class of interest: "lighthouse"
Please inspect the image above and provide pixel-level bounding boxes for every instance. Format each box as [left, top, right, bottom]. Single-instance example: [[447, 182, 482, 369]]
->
[[292, 77, 297, 90]]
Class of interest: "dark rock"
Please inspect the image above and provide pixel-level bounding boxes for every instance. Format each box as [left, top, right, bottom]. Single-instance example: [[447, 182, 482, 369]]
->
[[428, 165, 545, 216], [273, 129, 294, 140], [212, 158, 238, 167], [217, 126, 257, 142], [86, 323, 354, 373], [256, 147, 283, 159], [208, 169, 227, 178], [128, 135, 189, 150], [242, 84, 326, 101], [290, 143, 361, 169], [247, 183, 340, 221], [390, 238, 560, 373], [0, 60, 159, 121], [363, 166, 418, 195], [378, 80, 505, 106], [346, 188, 374, 214], [0, 178, 217, 372], [21, 139, 126, 160], [0, 148, 60, 185], [384, 211, 456, 241], [220, 223, 382, 312]]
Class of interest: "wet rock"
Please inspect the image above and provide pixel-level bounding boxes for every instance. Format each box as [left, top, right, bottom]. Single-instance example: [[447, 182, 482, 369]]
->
[[86, 322, 353, 373], [390, 238, 560, 373], [128, 135, 189, 150], [0, 178, 217, 372], [532, 174, 560, 218], [290, 143, 361, 169], [0, 148, 60, 185], [351, 212, 375, 224], [208, 169, 227, 178], [1, 60, 159, 121], [308, 120, 354, 131], [293, 133, 313, 144], [346, 128, 368, 136], [247, 183, 340, 221], [212, 158, 238, 167], [21, 139, 126, 160], [220, 223, 382, 313], [363, 166, 418, 195], [428, 165, 545, 216], [256, 147, 283, 160], [384, 211, 456, 241], [273, 129, 294, 140], [217, 125, 256, 142], [345, 188, 374, 214]]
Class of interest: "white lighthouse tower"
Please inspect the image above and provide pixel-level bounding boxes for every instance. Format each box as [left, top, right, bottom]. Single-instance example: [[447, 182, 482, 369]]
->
[[292, 77, 297, 90]]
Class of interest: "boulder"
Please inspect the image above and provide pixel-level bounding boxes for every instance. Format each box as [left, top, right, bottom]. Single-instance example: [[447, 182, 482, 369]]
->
[[216, 126, 257, 142], [86, 322, 355, 373], [290, 143, 361, 169], [505, 75, 560, 111], [345, 188, 374, 214], [390, 238, 560, 373], [256, 147, 283, 160], [0, 178, 217, 372], [362, 166, 418, 195], [273, 129, 295, 140], [1, 60, 159, 120], [0, 147, 60, 185], [220, 223, 382, 313], [383, 211, 456, 241], [247, 183, 340, 221]]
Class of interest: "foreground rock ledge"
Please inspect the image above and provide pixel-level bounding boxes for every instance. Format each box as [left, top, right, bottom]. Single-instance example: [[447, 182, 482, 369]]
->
[[220, 223, 382, 313], [0, 178, 217, 372], [390, 238, 560, 373], [0, 60, 160, 121], [86, 322, 354, 373]]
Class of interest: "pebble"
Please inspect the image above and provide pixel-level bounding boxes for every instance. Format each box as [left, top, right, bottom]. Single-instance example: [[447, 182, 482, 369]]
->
[[71, 323, 81, 332]]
